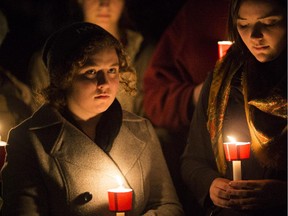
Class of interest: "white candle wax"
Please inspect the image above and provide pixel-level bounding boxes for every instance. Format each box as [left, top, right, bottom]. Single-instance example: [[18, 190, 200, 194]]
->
[[116, 212, 125, 216], [0, 141, 7, 146], [232, 160, 242, 180]]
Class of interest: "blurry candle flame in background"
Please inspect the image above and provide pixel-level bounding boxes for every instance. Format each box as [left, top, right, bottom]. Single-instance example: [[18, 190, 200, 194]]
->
[[0, 123, 2, 141], [0, 124, 7, 146], [217, 41, 233, 59], [0, 123, 7, 171]]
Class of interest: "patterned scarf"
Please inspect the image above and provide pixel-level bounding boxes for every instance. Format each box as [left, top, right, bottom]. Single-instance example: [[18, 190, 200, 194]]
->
[[207, 51, 287, 175]]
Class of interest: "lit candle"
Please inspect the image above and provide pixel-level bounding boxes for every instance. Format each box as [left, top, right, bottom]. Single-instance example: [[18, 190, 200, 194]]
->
[[223, 136, 250, 180], [108, 176, 133, 216], [0, 126, 7, 146], [0, 129, 7, 170], [217, 41, 233, 59]]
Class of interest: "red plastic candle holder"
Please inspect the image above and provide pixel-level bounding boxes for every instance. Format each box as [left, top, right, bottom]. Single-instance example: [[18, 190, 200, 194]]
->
[[223, 141, 250, 161], [108, 187, 133, 212], [218, 41, 233, 59], [0, 141, 7, 171]]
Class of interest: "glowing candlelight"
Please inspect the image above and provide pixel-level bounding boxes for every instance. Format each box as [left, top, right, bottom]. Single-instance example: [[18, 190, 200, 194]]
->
[[217, 41, 233, 59], [223, 136, 251, 180], [108, 176, 133, 216], [0, 127, 7, 170]]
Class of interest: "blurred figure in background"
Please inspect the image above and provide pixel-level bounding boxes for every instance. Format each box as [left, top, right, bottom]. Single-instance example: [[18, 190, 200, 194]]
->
[[0, 10, 33, 143], [0, 0, 43, 85], [142, 0, 230, 214], [77, 0, 152, 115], [29, 0, 154, 115], [0, 8, 33, 209]]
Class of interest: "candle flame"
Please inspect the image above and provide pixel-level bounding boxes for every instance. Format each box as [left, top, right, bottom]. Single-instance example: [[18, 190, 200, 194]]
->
[[227, 136, 236, 142], [116, 175, 124, 188]]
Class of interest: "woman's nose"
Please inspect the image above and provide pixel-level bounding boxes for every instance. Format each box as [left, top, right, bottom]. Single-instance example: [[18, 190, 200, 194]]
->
[[251, 23, 264, 40], [96, 70, 108, 86]]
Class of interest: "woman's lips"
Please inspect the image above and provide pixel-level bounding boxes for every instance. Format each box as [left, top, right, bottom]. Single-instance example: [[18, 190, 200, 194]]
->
[[95, 94, 109, 99], [253, 45, 269, 50], [97, 14, 110, 18], [252, 45, 270, 53]]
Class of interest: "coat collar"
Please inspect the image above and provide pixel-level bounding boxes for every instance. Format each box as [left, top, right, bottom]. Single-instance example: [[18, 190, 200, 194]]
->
[[29, 104, 64, 129], [28, 104, 146, 188]]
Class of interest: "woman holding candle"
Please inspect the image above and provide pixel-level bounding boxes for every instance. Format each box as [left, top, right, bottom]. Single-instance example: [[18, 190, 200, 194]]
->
[[1, 22, 184, 215], [181, 0, 287, 215]]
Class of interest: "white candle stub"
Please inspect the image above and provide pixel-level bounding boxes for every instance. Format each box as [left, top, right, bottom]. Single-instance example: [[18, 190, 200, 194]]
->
[[232, 160, 242, 180]]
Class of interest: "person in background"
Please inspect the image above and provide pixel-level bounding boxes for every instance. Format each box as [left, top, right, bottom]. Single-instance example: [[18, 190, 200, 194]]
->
[[1, 22, 184, 215], [142, 0, 230, 214], [181, 0, 287, 215], [0, 10, 33, 143], [29, 0, 154, 115], [0, 8, 33, 210], [77, 0, 152, 115]]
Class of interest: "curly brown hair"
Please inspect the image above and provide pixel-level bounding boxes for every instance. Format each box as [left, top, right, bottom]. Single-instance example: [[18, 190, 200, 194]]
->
[[39, 22, 136, 110]]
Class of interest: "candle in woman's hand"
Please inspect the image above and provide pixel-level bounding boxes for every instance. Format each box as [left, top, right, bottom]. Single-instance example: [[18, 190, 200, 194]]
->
[[223, 136, 250, 180], [108, 176, 133, 214], [223, 141, 250, 161]]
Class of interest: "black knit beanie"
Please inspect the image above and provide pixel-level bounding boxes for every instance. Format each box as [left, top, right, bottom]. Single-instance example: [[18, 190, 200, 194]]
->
[[42, 22, 121, 80]]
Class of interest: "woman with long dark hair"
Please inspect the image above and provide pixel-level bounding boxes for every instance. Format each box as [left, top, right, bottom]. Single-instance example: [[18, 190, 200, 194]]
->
[[181, 0, 287, 215]]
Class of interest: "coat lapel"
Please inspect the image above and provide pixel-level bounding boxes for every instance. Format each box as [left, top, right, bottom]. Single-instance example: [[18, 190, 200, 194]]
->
[[110, 125, 146, 176], [29, 105, 146, 187]]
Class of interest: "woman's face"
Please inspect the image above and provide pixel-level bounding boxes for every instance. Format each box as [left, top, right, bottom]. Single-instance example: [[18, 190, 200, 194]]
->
[[237, 0, 286, 62], [66, 47, 119, 120], [79, 0, 124, 29]]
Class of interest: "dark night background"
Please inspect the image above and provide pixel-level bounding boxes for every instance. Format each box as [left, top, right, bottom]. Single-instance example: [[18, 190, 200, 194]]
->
[[0, 0, 187, 84]]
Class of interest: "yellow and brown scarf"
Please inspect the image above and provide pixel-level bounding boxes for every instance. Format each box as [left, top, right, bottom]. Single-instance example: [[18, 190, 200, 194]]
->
[[207, 53, 287, 175]]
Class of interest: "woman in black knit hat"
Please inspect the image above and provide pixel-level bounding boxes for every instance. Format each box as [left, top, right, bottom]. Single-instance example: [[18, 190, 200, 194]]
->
[[1, 22, 184, 216]]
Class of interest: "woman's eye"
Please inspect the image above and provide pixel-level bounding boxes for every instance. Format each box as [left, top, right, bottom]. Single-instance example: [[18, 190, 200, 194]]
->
[[84, 69, 97, 78], [108, 68, 118, 74], [263, 20, 277, 26], [237, 23, 248, 29], [86, 69, 97, 75]]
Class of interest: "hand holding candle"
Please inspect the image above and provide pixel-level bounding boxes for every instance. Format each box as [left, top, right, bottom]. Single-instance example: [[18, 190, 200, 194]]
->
[[223, 136, 250, 180], [108, 176, 133, 216]]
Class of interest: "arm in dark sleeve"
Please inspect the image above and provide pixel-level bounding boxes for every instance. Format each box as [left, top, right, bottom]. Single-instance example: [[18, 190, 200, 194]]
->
[[181, 72, 221, 207], [143, 10, 195, 131], [143, 0, 229, 131]]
